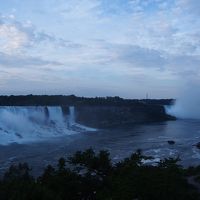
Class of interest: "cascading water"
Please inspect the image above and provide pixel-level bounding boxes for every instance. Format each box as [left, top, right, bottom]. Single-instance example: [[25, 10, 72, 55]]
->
[[47, 107, 65, 125], [69, 106, 75, 125], [0, 106, 95, 145]]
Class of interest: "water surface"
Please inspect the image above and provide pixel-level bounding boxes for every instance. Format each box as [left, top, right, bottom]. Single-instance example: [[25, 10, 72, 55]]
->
[[1, 119, 200, 176]]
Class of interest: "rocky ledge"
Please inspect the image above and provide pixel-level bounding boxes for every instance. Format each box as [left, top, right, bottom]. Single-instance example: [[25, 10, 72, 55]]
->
[[75, 104, 176, 128]]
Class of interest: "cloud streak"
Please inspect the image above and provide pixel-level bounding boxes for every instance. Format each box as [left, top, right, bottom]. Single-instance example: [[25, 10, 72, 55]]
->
[[0, 53, 62, 68]]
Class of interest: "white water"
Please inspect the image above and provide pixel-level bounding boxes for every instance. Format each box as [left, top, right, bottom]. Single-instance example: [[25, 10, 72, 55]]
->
[[69, 106, 75, 125], [0, 106, 96, 145]]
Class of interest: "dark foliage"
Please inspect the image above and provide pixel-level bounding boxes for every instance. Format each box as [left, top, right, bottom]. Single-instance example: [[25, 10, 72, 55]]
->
[[0, 95, 174, 106], [0, 149, 199, 200]]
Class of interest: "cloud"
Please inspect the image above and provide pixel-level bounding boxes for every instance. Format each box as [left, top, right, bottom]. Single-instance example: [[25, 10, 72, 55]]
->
[[166, 54, 200, 79], [0, 0, 199, 97], [58, 0, 101, 19], [0, 23, 28, 53], [0, 15, 45, 53], [0, 52, 62, 68], [176, 0, 200, 16], [0, 14, 81, 55], [110, 44, 166, 69]]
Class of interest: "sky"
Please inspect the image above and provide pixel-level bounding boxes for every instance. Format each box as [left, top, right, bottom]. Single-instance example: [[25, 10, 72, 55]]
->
[[0, 0, 200, 98]]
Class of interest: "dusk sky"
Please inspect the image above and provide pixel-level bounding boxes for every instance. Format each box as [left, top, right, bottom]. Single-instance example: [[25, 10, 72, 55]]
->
[[0, 0, 200, 98]]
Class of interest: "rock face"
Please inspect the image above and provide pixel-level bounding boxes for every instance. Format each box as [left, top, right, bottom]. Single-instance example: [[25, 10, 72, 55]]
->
[[75, 104, 175, 128], [61, 106, 70, 116], [195, 142, 200, 149], [168, 140, 175, 145]]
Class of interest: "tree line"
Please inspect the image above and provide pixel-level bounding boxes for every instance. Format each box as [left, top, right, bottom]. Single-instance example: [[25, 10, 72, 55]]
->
[[0, 149, 200, 200], [0, 95, 174, 106]]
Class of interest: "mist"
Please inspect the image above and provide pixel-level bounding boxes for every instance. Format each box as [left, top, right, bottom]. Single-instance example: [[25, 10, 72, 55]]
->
[[167, 85, 200, 119]]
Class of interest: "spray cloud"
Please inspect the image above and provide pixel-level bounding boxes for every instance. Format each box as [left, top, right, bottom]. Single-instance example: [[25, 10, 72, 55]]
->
[[167, 83, 200, 119]]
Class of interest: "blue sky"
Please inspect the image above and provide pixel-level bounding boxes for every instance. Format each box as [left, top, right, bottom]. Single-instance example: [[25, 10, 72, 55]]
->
[[0, 0, 199, 98]]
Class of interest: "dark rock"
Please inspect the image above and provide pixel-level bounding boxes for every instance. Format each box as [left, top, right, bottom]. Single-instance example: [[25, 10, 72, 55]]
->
[[168, 140, 175, 145], [15, 132, 22, 138], [44, 106, 49, 119], [61, 106, 70, 116], [75, 104, 176, 128], [196, 142, 200, 149]]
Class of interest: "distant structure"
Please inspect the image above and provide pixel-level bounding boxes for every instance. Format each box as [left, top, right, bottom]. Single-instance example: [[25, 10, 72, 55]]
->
[[146, 93, 149, 100]]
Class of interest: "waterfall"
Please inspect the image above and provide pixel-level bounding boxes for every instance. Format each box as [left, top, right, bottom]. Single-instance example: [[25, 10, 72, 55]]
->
[[69, 106, 75, 125], [0, 106, 96, 145], [47, 106, 64, 124]]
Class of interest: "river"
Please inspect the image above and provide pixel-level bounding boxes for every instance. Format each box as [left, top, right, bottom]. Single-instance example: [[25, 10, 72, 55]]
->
[[1, 119, 200, 176]]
